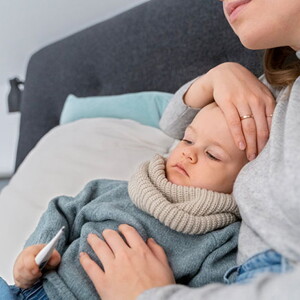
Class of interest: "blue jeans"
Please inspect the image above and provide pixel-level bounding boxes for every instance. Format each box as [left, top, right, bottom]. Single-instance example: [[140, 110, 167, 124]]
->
[[224, 249, 292, 284], [0, 278, 48, 300]]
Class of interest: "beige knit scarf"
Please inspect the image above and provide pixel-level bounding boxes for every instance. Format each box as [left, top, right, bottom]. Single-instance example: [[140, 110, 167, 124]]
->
[[128, 155, 240, 235]]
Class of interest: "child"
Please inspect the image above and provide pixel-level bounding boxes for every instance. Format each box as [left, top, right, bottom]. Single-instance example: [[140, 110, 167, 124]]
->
[[10, 102, 248, 300]]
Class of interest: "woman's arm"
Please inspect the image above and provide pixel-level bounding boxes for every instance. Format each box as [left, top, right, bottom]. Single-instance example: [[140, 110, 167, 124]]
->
[[138, 264, 300, 300], [160, 62, 276, 160], [159, 79, 200, 140], [80, 225, 300, 300]]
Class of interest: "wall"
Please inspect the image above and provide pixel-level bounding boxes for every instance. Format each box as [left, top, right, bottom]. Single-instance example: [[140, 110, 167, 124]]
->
[[0, 0, 148, 177]]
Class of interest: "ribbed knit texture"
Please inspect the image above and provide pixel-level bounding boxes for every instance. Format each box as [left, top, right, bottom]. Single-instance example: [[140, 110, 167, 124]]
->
[[128, 155, 240, 234]]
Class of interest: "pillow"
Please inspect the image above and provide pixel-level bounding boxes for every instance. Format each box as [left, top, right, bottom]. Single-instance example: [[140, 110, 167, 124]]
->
[[60, 91, 173, 128], [0, 118, 174, 283]]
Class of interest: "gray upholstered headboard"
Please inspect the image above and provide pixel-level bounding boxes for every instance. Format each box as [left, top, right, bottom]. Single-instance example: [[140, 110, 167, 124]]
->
[[14, 0, 263, 170]]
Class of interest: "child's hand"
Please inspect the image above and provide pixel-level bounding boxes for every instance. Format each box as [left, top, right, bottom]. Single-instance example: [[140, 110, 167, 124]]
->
[[13, 244, 61, 289]]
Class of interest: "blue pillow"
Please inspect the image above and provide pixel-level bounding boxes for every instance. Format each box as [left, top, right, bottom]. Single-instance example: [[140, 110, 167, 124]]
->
[[60, 91, 173, 128]]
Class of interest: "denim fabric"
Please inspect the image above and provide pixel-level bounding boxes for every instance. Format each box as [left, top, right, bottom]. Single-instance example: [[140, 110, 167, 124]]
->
[[224, 250, 293, 284], [0, 277, 15, 300], [0, 278, 48, 300]]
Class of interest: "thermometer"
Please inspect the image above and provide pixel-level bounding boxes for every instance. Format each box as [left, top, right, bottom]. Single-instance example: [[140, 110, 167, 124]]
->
[[35, 226, 65, 269]]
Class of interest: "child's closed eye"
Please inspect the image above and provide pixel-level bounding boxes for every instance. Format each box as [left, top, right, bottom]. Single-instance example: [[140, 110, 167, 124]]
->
[[182, 139, 193, 145], [205, 151, 220, 161]]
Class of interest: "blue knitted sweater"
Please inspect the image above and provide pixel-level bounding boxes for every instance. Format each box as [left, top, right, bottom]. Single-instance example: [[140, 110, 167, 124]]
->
[[25, 178, 239, 300]]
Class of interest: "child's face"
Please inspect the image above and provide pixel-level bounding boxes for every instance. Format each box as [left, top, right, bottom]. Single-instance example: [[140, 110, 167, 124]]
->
[[166, 103, 248, 193]]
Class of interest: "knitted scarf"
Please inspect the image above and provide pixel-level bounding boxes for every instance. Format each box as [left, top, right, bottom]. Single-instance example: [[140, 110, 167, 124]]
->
[[128, 155, 240, 235]]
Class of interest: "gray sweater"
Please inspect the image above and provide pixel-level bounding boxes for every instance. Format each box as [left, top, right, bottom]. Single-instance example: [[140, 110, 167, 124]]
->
[[139, 59, 300, 299], [25, 178, 239, 300]]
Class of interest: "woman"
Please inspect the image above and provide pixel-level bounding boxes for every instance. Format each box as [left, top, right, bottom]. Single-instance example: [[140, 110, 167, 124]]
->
[[80, 0, 300, 299]]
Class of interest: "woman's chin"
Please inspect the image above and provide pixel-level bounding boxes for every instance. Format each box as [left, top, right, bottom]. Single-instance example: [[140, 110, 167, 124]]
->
[[238, 35, 263, 50], [238, 32, 281, 50]]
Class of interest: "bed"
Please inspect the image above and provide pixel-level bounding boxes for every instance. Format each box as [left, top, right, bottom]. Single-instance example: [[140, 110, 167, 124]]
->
[[0, 0, 262, 283]]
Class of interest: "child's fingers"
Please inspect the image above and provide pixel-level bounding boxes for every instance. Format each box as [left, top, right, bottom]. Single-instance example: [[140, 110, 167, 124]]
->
[[14, 256, 42, 288], [45, 249, 61, 270], [15, 272, 41, 289], [23, 250, 41, 275], [13, 245, 45, 288]]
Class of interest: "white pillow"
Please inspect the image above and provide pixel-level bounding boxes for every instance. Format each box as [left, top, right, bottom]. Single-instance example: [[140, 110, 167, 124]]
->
[[0, 118, 174, 283]]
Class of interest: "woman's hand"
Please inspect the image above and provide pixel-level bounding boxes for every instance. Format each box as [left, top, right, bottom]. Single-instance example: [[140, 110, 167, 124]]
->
[[80, 225, 175, 300], [184, 62, 276, 160], [13, 244, 61, 289]]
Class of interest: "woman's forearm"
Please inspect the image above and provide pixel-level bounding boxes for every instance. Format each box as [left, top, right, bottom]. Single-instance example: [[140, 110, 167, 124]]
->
[[138, 263, 300, 300], [183, 73, 213, 108]]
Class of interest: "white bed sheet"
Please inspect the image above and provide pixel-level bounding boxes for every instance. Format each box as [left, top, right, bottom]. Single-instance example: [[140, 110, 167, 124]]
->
[[0, 118, 174, 283]]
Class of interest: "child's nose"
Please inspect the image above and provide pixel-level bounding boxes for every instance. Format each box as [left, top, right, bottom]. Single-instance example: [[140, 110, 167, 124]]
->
[[182, 149, 197, 163]]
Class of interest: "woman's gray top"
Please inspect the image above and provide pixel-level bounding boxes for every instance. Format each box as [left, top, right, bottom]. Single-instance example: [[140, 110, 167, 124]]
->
[[139, 54, 300, 299]]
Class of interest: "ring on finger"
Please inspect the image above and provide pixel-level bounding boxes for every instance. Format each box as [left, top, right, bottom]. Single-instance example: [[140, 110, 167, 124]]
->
[[240, 114, 253, 121]]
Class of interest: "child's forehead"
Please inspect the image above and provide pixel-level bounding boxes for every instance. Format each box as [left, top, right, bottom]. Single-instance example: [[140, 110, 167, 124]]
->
[[188, 104, 248, 162], [194, 103, 223, 123], [191, 106, 232, 143]]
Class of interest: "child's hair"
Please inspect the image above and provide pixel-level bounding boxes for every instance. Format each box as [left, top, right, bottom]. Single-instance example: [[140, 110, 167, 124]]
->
[[264, 46, 300, 87]]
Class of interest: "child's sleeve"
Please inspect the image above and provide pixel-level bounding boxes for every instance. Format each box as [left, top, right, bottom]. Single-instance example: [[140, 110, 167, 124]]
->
[[24, 180, 100, 255]]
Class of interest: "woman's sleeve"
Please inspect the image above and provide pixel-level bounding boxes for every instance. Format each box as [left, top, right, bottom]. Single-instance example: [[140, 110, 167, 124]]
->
[[138, 263, 300, 300], [159, 78, 200, 140], [159, 74, 279, 141]]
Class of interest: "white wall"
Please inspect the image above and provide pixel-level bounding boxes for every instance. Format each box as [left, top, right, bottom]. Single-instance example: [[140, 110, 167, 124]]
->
[[0, 0, 148, 176]]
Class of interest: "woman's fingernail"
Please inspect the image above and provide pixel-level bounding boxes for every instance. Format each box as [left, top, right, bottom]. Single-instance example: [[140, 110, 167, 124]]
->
[[248, 154, 256, 161], [239, 141, 246, 150], [80, 252, 86, 257]]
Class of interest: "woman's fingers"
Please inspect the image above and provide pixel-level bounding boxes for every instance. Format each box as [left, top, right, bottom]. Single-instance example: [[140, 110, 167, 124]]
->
[[251, 106, 270, 154], [146, 238, 170, 268], [241, 117, 257, 160], [243, 92, 275, 158], [87, 233, 115, 268], [222, 96, 275, 160], [79, 252, 105, 294], [80, 227, 176, 300], [265, 94, 276, 132], [222, 103, 246, 151], [118, 224, 148, 250], [102, 228, 129, 255], [207, 62, 276, 158]]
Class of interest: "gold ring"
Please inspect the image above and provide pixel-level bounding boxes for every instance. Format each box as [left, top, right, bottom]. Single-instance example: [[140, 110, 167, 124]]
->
[[266, 114, 273, 117], [240, 114, 253, 120]]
